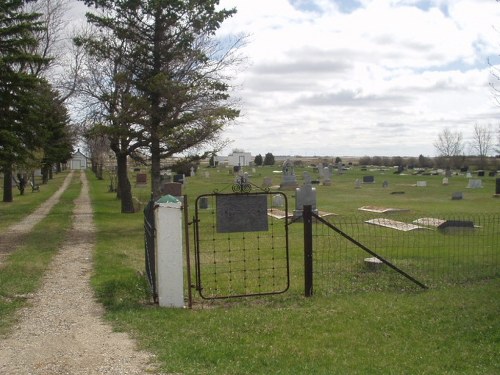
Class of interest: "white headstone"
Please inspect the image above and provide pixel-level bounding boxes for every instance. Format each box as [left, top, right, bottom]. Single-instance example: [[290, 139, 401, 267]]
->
[[467, 179, 483, 189]]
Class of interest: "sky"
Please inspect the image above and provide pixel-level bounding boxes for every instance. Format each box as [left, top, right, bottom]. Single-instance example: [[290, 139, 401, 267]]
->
[[214, 0, 500, 157], [67, 0, 500, 158]]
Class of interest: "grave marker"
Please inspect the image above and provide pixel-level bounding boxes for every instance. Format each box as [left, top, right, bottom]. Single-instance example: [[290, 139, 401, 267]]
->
[[363, 175, 375, 183], [467, 179, 482, 189], [279, 159, 298, 190], [161, 182, 182, 197], [293, 173, 317, 218]]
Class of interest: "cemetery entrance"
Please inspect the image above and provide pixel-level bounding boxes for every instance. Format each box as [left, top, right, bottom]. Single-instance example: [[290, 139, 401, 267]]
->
[[193, 192, 290, 299]]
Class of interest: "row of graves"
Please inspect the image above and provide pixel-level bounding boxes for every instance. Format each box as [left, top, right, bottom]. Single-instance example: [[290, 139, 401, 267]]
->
[[134, 158, 500, 204]]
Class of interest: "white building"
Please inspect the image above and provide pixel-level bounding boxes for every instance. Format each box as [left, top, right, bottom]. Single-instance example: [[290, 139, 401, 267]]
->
[[227, 151, 252, 166], [69, 149, 88, 170]]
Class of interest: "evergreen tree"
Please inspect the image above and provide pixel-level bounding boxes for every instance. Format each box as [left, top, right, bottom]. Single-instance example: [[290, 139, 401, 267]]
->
[[254, 154, 263, 166], [263, 152, 275, 166], [79, 0, 241, 199], [0, 0, 48, 202]]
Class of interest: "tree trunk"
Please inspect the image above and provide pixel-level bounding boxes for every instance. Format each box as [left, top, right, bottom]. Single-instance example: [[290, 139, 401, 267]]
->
[[2, 164, 13, 202], [42, 166, 49, 184], [151, 135, 162, 201], [116, 153, 134, 213]]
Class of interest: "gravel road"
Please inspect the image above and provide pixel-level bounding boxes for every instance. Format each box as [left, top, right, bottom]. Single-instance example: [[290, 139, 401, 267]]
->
[[0, 171, 161, 374]]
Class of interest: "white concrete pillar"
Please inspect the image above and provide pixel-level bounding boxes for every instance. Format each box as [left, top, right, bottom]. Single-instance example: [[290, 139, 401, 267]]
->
[[155, 195, 184, 308]]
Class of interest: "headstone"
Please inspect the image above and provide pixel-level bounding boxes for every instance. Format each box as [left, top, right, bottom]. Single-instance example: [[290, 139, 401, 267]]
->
[[355, 179, 362, 189], [190, 166, 195, 177], [382, 180, 389, 188], [279, 159, 298, 190], [466, 172, 472, 178], [442, 177, 449, 185], [204, 171, 210, 179], [162, 182, 182, 196], [322, 167, 332, 186], [136, 173, 147, 185], [233, 165, 240, 173], [363, 175, 375, 183], [173, 174, 184, 184], [293, 172, 317, 218], [477, 170, 485, 177], [451, 191, 463, 200], [252, 168, 256, 173], [416, 181, 427, 187], [445, 168, 452, 178], [438, 220, 474, 231], [198, 196, 209, 209], [337, 162, 344, 175], [496, 178, 500, 195], [467, 179, 482, 189], [489, 171, 497, 177], [262, 177, 273, 188], [272, 194, 285, 208]]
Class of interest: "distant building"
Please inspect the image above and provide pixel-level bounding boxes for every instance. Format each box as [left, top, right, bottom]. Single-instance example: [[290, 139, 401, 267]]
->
[[69, 149, 88, 170], [226, 151, 252, 166]]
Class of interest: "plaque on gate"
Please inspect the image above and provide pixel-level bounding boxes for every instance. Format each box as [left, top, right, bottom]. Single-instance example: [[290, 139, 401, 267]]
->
[[216, 195, 268, 233]]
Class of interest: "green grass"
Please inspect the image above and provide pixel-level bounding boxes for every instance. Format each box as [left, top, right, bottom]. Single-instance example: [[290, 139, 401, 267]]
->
[[88, 167, 500, 374], [0, 171, 80, 335], [0, 173, 71, 231]]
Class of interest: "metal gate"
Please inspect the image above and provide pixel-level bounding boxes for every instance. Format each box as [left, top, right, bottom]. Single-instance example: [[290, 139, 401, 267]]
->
[[144, 199, 158, 302], [193, 192, 290, 299]]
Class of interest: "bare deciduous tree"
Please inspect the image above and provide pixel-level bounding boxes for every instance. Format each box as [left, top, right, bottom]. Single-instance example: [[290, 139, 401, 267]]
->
[[434, 128, 464, 157], [470, 123, 493, 168], [24, 0, 85, 102]]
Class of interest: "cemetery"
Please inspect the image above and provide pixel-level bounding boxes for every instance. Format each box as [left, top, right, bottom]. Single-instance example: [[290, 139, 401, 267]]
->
[[1, 165, 498, 374], [134, 162, 499, 301]]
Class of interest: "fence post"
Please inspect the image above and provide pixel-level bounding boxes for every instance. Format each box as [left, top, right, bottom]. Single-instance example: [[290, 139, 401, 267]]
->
[[155, 195, 185, 308], [303, 205, 313, 297]]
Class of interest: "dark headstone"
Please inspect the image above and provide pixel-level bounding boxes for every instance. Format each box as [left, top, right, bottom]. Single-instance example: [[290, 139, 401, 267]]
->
[[136, 173, 147, 184], [198, 196, 209, 209], [451, 192, 463, 200], [489, 171, 497, 177], [363, 175, 375, 183], [162, 182, 182, 196], [477, 170, 485, 177], [496, 178, 500, 195], [233, 165, 241, 173], [438, 220, 474, 230], [173, 174, 184, 183]]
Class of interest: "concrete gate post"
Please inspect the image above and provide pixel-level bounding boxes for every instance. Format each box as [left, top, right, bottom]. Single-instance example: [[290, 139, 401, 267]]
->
[[155, 195, 184, 307]]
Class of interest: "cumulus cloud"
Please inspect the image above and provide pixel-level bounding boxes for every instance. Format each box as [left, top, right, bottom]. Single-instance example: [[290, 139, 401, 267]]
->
[[216, 0, 500, 156]]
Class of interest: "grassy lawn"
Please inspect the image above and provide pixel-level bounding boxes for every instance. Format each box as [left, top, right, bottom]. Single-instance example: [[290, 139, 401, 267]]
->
[[0, 171, 79, 335], [89, 167, 500, 374], [0, 172, 71, 231]]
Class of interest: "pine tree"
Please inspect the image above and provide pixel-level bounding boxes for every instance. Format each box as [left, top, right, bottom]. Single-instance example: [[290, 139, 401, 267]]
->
[[79, 0, 240, 199], [0, 0, 48, 202]]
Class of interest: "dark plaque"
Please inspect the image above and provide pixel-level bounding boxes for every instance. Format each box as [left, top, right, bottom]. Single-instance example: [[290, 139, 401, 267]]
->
[[216, 195, 268, 233]]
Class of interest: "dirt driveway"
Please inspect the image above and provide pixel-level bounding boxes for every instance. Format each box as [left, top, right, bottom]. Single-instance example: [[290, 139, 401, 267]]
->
[[0, 171, 161, 374]]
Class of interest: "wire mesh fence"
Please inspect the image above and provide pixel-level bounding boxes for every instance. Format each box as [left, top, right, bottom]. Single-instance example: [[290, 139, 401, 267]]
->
[[311, 212, 500, 295], [193, 193, 290, 299]]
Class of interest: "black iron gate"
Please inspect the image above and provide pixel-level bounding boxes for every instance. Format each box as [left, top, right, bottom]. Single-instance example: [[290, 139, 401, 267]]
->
[[193, 192, 290, 299], [144, 199, 158, 303]]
